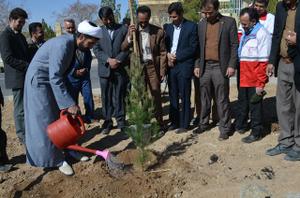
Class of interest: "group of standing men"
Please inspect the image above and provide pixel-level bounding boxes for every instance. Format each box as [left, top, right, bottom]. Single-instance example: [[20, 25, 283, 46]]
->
[[1, 0, 300, 175]]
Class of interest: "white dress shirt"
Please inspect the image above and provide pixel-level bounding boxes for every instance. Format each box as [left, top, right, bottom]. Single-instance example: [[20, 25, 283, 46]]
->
[[170, 24, 182, 54], [139, 26, 153, 62], [107, 28, 114, 40]]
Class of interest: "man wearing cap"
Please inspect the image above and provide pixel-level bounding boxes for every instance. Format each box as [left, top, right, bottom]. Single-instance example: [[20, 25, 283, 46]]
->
[[24, 20, 102, 176]]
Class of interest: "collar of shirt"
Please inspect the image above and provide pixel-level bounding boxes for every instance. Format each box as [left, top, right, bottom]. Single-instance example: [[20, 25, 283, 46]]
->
[[207, 12, 222, 24], [139, 25, 150, 33], [171, 24, 182, 54], [173, 23, 182, 30], [106, 27, 114, 39], [260, 12, 268, 21], [8, 26, 20, 34], [33, 40, 45, 48]]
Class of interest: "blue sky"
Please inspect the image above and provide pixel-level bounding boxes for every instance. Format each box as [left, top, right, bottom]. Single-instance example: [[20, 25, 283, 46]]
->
[[10, 0, 129, 27]]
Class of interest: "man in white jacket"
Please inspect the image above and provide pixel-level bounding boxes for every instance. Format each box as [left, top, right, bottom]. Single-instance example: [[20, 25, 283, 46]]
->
[[238, 0, 275, 40]]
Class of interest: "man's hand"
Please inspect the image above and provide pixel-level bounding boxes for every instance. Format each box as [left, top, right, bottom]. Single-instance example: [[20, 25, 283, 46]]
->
[[286, 31, 297, 46], [128, 24, 136, 40], [194, 68, 200, 78], [160, 74, 165, 82], [108, 58, 120, 69], [256, 87, 264, 96], [67, 105, 81, 115], [167, 53, 176, 67], [266, 64, 274, 77], [167, 53, 176, 62], [226, 67, 235, 78], [75, 68, 87, 77]]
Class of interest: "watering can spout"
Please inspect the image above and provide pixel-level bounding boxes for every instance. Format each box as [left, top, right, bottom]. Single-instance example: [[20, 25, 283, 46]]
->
[[67, 145, 109, 160], [47, 110, 111, 161]]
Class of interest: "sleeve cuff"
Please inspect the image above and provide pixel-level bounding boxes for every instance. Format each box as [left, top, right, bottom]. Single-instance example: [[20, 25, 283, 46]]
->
[[127, 36, 132, 44]]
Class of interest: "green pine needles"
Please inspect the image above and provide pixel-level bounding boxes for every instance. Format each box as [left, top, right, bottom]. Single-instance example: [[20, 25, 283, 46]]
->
[[125, 52, 159, 166]]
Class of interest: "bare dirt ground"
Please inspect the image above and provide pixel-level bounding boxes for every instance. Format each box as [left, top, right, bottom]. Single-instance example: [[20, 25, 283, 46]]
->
[[1, 83, 300, 198]]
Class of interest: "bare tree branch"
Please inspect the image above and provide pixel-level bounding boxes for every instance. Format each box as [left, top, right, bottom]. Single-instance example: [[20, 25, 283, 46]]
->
[[54, 0, 98, 26], [0, 0, 10, 31]]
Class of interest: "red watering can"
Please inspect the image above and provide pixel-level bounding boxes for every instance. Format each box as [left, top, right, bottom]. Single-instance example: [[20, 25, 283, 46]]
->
[[47, 110, 124, 170], [47, 110, 85, 149]]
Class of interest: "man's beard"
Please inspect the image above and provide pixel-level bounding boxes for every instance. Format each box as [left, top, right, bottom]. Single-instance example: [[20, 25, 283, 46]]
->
[[207, 12, 220, 24], [244, 25, 254, 35], [139, 23, 149, 29], [77, 43, 89, 51], [106, 23, 115, 29]]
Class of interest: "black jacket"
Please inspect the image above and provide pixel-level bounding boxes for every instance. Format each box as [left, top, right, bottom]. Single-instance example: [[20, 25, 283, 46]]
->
[[164, 19, 198, 78], [0, 26, 29, 89], [269, 1, 300, 76]]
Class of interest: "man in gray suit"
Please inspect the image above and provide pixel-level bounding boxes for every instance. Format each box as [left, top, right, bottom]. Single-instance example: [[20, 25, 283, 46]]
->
[[193, 0, 238, 140], [93, 7, 130, 134]]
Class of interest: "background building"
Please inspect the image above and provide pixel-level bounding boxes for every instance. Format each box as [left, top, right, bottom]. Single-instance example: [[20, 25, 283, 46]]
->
[[138, 0, 246, 26]]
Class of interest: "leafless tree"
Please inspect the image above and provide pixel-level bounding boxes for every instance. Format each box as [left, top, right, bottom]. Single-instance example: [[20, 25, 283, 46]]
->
[[0, 0, 10, 31], [54, 0, 98, 27]]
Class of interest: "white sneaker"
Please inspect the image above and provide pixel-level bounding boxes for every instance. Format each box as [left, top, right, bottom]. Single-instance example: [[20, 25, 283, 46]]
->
[[58, 161, 74, 176], [79, 156, 90, 162], [68, 151, 90, 162]]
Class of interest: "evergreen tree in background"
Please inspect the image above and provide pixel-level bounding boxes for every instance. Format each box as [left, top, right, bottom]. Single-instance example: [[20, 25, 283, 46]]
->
[[100, 0, 121, 22], [101, 0, 116, 10], [183, 0, 202, 23], [267, 0, 277, 14], [125, 0, 137, 19], [42, 19, 55, 40]]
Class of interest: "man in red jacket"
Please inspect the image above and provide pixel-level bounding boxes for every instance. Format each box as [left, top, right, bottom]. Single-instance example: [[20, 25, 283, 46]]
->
[[236, 8, 271, 143]]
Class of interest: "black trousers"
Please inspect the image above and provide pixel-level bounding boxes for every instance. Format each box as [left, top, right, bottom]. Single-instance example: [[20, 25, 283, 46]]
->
[[168, 70, 192, 129], [99, 71, 127, 129], [236, 87, 263, 136], [0, 107, 9, 164]]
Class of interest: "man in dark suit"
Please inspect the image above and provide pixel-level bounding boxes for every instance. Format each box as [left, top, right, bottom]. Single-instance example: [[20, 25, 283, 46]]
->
[[93, 7, 129, 134], [122, 6, 167, 132], [164, 2, 198, 133], [193, 0, 238, 140], [0, 8, 29, 144], [266, 0, 300, 161]]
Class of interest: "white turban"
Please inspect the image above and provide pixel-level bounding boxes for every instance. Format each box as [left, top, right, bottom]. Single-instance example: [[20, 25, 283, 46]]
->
[[77, 20, 102, 39]]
